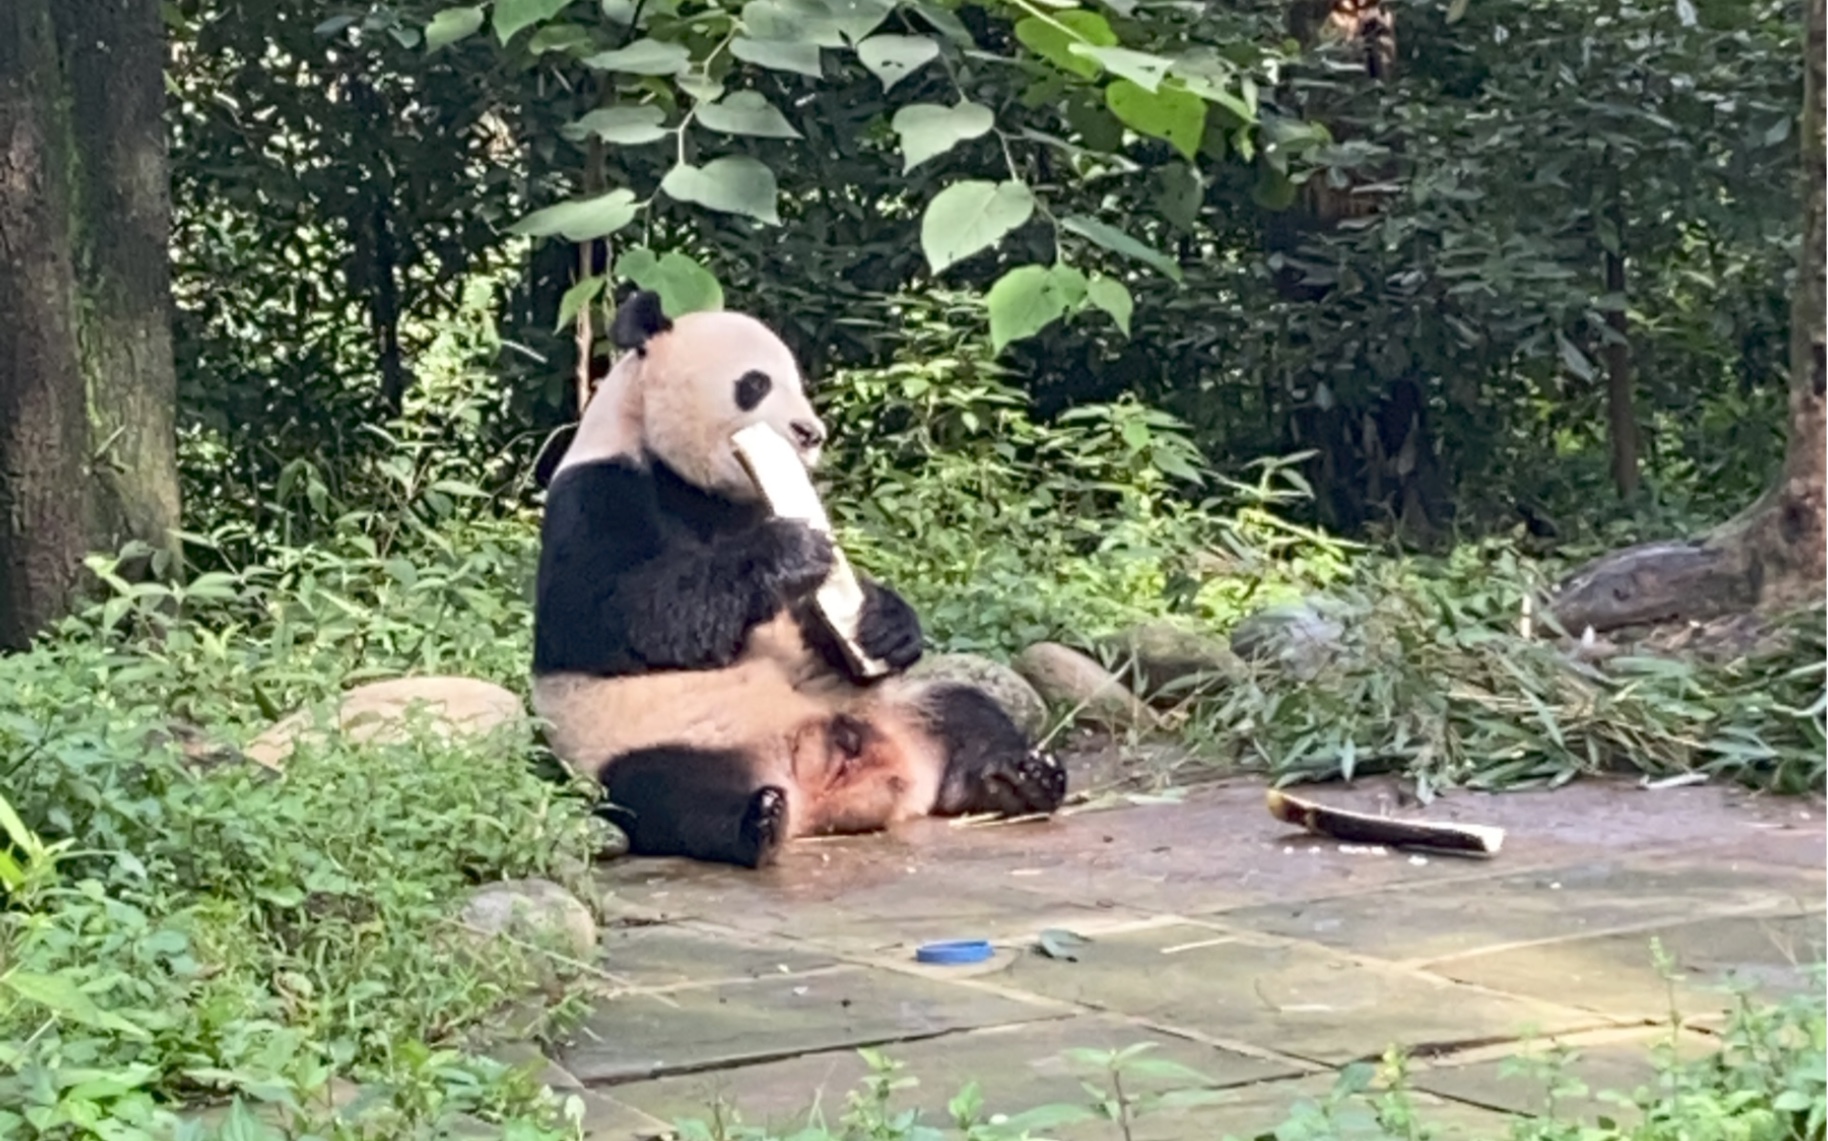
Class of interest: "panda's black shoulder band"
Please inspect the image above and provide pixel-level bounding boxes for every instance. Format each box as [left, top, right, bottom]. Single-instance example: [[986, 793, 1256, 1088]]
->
[[612, 290, 672, 352]]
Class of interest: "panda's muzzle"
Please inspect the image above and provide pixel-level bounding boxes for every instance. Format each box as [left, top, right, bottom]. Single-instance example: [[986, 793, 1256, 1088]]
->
[[789, 419, 825, 451]]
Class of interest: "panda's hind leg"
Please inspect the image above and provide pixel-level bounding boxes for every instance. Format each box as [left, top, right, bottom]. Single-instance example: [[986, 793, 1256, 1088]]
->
[[596, 746, 788, 868], [918, 683, 1068, 817]]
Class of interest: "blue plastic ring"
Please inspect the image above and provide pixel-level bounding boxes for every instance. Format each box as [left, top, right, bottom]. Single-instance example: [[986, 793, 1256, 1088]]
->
[[915, 939, 994, 965]]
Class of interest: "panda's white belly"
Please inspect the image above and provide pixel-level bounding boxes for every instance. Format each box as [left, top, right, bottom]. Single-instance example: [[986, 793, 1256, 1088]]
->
[[530, 612, 863, 771]]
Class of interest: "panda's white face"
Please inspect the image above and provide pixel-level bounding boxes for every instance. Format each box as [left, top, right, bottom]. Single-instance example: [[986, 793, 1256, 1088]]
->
[[639, 310, 826, 502]]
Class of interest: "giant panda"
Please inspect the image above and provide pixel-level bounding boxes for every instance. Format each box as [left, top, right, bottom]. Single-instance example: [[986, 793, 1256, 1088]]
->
[[530, 290, 1067, 868]]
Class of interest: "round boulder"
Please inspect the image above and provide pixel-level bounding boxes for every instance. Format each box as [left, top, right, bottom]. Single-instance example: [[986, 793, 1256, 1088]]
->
[[1012, 642, 1154, 728], [909, 652, 1049, 737], [458, 877, 598, 960], [1099, 620, 1242, 701], [245, 675, 527, 770], [1229, 599, 1347, 681]]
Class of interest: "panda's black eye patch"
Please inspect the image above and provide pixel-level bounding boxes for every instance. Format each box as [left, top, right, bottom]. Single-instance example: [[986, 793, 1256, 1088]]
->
[[734, 369, 772, 412]]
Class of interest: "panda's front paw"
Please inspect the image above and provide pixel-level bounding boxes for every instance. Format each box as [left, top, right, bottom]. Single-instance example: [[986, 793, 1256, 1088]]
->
[[856, 582, 923, 672], [755, 518, 834, 600]]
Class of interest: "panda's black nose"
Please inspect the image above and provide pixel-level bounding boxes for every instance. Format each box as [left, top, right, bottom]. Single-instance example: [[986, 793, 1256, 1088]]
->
[[790, 420, 825, 449]]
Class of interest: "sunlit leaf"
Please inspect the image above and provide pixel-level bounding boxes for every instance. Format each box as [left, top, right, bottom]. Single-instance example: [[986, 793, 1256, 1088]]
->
[[856, 34, 938, 91], [1013, 11, 1115, 80], [615, 247, 725, 314], [824, 0, 897, 42], [493, 0, 574, 44], [920, 180, 1035, 275], [1060, 214, 1182, 282], [559, 104, 670, 145], [1086, 274, 1133, 336], [424, 6, 484, 50], [1106, 78, 1206, 161], [509, 189, 640, 241], [1070, 44, 1170, 92], [582, 37, 690, 75], [661, 157, 781, 225], [555, 275, 604, 331], [986, 264, 1086, 352], [528, 22, 593, 54], [891, 101, 995, 172], [730, 36, 823, 77], [694, 90, 801, 139]]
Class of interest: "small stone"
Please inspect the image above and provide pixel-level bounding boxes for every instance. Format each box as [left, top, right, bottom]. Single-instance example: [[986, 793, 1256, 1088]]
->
[[1011, 642, 1154, 728], [554, 816, 631, 880], [589, 816, 631, 861], [246, 675, 528, 770], [459, 877, 597, 960], [907, 652, 1049, 737]]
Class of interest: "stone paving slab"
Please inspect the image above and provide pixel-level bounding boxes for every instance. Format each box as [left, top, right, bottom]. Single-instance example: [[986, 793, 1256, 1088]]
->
[[600, 858, 1163, 956], [1426, 909, 1826, 1023], [609, 1015, 1307, 1135], [1207, 854, 1825, 965], [993, 921, 1616, 1065], [568, 776, 1825, 1137], [618, 1063, 1515, 1141], [1055, 1071, 1516, 1141], [1410, 1026, 1720, 1125], [558, 964, 1069, 1084], [594, 920, 840, 988]]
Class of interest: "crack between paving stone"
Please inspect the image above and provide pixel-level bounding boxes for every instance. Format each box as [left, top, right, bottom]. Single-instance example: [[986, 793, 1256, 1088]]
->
[[573, 1012, 1083, 1090], [1400, 899, 1827, 972], [1128, 906, 1821, 1032]]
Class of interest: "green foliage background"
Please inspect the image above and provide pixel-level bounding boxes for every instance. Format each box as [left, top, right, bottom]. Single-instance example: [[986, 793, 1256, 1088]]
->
[[1, 0, 1822, 1137]]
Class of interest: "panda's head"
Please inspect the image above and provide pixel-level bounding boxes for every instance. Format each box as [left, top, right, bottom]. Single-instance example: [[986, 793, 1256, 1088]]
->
[[592, 290, 826, 502]]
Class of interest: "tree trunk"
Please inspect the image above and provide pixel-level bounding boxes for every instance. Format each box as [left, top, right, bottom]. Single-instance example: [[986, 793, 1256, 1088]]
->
[[0, 0, 93, 651], [55, 0, 182, 572], [1603, 240, 1639, 500], [1549, 0, 1825, 636], [0, 0, 181, 651]]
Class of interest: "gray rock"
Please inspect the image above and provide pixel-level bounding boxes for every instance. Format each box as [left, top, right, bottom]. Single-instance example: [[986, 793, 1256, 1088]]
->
[[591, 816, 631, 861], [245, 675, 527, 770], [458, 877, 597, 960], [1012, 642, 1154, 728], [1100, 620, 1242, 699], [1229, 599, 1347, 681], [909, 652, 1049, 737]]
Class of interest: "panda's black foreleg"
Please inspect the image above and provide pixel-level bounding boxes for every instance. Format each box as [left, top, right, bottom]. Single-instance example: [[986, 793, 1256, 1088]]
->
[[623, 518, 834, 671], [596, 747, 788, 868], [921, 684, 1068, 817]]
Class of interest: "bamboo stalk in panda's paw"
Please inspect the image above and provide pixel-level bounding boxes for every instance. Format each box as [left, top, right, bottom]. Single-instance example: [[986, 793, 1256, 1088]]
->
[[731, 423, 891, 680]]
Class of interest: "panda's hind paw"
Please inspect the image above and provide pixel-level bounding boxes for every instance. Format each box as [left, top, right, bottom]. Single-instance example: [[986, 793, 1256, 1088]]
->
[[738, 785, 790, 867], [981, 747, 1068, 816]]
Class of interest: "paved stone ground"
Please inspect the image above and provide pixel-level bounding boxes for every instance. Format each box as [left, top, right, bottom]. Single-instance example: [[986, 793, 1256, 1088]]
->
[[539, 767, 1825, 1140]]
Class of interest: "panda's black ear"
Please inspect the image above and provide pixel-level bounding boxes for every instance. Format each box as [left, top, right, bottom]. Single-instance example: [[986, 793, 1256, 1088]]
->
[[612, 290, 671, 352]]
